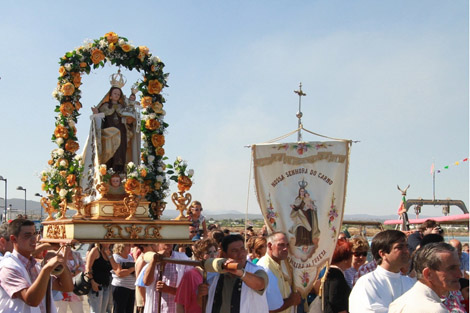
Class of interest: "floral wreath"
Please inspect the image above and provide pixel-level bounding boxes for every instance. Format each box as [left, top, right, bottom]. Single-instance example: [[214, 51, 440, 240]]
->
[[41, 32, 169, 219]]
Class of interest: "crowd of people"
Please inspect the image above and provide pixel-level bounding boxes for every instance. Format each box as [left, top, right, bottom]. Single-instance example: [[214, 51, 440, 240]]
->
[[327, 220, 469, 313], [0, 204, 468, 313]]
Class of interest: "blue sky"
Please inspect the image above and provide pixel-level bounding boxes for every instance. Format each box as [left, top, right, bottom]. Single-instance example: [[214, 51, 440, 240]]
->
[[0, 1, 468, 217]]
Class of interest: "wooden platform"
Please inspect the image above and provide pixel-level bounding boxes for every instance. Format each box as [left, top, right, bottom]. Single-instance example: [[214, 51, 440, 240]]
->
[[41, 218, 192, 244], [40, 197, 193, 244]]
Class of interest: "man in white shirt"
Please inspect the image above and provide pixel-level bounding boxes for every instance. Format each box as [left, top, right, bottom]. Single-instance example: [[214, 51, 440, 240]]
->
[[257, 232, 301, 313], [349, 230, 415, 313], [389, 242, 462, 312], [141, 244, 189, 313], [0, 218, 73, 313]]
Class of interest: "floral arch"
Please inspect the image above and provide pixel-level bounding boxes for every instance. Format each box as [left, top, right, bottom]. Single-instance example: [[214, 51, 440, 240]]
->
[[41, 32, 168, 219]]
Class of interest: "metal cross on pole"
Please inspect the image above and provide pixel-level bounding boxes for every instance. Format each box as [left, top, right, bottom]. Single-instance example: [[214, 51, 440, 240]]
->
[[294, 82, 307, 142]]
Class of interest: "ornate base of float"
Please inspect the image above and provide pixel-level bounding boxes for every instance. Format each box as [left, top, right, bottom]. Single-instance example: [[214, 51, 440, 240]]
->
[[87, 198, 151, 220], [42, 219, 192, 244], [41, 198, 192, 245]]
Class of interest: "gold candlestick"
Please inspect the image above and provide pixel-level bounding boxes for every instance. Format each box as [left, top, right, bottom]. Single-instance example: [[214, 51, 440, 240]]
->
[[124, 193, 140, 220], [40, 197, 56, 221], [72, 187, 84, 219], [171, 190, 192, 220], [150, 201, 166, 220], [58, 198, 68, 220]]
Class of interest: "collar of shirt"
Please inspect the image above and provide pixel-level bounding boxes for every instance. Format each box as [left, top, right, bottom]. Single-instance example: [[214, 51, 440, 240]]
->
[[13, 249, 37, 271], [376, 264, 402, 278]]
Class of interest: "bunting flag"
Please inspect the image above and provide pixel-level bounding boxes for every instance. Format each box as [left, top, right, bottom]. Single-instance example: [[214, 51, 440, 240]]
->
[[431, 157, 469, 174], [252, 141, 350, 297]]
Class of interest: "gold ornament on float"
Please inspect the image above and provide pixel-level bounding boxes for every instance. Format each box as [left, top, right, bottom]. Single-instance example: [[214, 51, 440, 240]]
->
[[171, 189, 192, 220], [41, 197, 56, 221], [169, 157, 194, 220], [96, 182, 110, 197], [58, 198, 68, 220], [150, 201, 165, 219], [73, 186, 84, 219], [124, 193, 139, 220]]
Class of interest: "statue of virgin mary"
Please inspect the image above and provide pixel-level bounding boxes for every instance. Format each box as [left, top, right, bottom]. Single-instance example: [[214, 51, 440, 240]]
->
[[80, 71, 141, 202]]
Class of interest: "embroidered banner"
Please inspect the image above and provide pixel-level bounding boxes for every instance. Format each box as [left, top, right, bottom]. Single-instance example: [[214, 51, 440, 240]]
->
[[252, 141, 350, 296]]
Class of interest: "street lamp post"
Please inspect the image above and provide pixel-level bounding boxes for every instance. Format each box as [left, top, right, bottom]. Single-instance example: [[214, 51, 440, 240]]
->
[[0, 197, 3, 221], [0, 176, 7, 223], [35, 193, 44, 221], [17, 186, 27, 217]]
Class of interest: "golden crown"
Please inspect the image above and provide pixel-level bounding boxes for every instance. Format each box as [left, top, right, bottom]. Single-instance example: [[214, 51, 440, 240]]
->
[[110, 69, 127, 88]]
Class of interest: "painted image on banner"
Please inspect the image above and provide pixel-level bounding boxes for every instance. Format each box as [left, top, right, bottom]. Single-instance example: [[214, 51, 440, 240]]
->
[[288, 179, 321, 249]]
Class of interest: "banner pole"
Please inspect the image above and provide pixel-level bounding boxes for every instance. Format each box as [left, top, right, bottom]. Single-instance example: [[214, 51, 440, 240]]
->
[[244, 150, 254, 247]]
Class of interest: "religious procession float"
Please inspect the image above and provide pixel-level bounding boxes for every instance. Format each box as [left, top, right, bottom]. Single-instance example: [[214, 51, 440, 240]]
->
[[39, 32, 194, 245]]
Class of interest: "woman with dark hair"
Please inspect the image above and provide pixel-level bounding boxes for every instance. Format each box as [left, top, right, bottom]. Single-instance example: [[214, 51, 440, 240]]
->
[[85, 243, 118, 313], [323, 238, 353, 313], [175, 238, 218, 313]]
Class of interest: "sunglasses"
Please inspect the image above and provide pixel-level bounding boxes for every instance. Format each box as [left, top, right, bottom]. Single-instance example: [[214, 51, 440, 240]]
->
[[190, 231, 197, 233], [353, 252, 368, 257]]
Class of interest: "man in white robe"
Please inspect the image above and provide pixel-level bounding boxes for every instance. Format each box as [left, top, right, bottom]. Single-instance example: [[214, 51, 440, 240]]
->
[[349, 230, 415, 313], [389, 242, 462, 313], [258, 232, 301, 313], [204, 234, 269, 313]]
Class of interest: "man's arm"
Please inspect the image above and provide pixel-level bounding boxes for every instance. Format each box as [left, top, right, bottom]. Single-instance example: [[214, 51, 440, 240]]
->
[[143, 254, 158, 286], [224, 264, 266, 291], [52, 246, 74, 292], [156, 281, 177, 295], [18, 255, 65, 307]]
